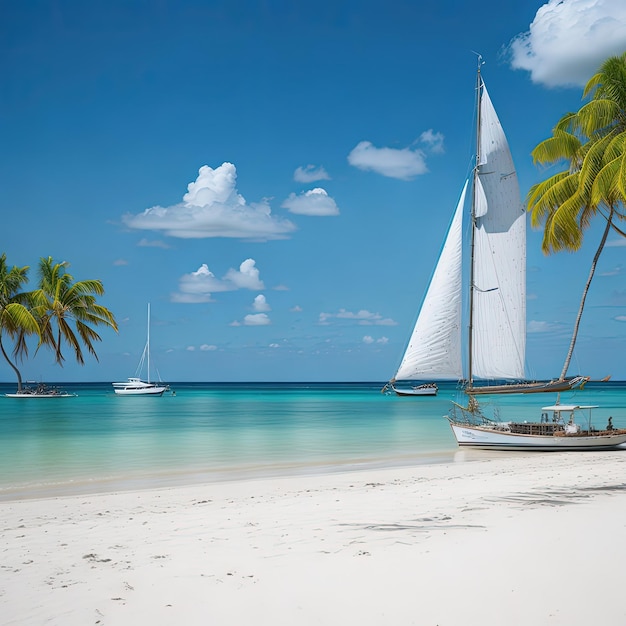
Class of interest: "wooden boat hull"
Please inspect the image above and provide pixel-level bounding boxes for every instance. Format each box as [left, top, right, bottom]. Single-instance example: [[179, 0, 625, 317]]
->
[[447, 420, 626, 451], [467, 376, 588, 395]]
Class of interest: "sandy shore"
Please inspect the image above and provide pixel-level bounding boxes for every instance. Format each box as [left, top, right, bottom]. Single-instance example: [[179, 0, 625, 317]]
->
[[2, 450, 626, 625]]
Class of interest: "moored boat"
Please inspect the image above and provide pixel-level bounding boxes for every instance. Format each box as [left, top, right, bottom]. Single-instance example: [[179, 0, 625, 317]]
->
[[446, 401, 626, 451]]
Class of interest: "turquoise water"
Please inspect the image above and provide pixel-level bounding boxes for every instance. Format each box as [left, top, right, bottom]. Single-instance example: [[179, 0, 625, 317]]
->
[[1, 381, 625, 499]]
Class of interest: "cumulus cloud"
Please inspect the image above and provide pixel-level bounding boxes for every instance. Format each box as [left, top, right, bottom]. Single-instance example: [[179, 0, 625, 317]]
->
[[253, 294, 271, 312], [122, 163, 297, 241], [281, 188, 340, 216], [363, 335, 390, 345], [243, 313, 271, 326], [200, 344, 218, 351], [507, 0, 626, 87], [171, 259, 265, 303], [224, 259, 265, 290], [294, 165, 331, 183], [347, 141, 428, 180], [319, 309, 397, 326], [615, 315, 626, 322]]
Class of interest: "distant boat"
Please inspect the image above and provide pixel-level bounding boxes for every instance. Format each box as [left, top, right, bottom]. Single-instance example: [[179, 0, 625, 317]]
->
[[385, 59, 584, 399], [5, 383, 76, 398], [112, 304, 169, 396], [386, 383, 438, 397]]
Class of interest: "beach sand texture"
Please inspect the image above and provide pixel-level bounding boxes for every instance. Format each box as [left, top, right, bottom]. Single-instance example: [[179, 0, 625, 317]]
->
[[2, 451, 626, 625]]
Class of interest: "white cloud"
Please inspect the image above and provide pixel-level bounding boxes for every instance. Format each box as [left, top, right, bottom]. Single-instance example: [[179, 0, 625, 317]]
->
[[294, 165, 331, 183], [253, 294, 271, 312], [281, 188, 340, 216], [269, 343, 280, 348], [138, 238, 170, 249], [243, 313, 271, 326], [508, 0, 626, 87], [419, 129, 445, 154], [347, 141, 428, 180], [186, 345, 196, 351], [200, 344, 218, 351], [319, 309, 397, 326], [600, 266, 622, 276], [122, 163, 297, 241], [171, 259, 265, 303], [615, 315, 626, 322], [290, 305, 303, 312], [224, 259, 265, 290], [607, 237, 626, 247], [528, 320, 560, 333], [363, 335, 389, 345], [113, 259, 128, 266]]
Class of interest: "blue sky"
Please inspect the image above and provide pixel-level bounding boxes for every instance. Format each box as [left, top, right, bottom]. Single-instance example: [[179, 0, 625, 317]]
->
[[2, 0, 626, 383]]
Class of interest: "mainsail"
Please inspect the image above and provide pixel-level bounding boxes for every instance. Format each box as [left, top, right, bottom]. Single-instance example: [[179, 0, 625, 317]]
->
[[393, 182, 466, 382], [469, 84, 526, 382]]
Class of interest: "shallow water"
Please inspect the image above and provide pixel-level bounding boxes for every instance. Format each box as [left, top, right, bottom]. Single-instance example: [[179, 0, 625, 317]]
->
[[1, 381, 624, 499]]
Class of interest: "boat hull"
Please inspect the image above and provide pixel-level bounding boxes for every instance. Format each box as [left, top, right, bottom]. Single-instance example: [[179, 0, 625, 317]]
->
[[113, 386, 167, 396], [467, 376, 588, 396], [447, 421, 626, 451], [392, 384, 437, 397], [5, 392, 76, 398]]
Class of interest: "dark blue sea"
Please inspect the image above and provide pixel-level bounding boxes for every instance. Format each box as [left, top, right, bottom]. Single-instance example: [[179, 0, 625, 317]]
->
[[1, 381, 625, 499]]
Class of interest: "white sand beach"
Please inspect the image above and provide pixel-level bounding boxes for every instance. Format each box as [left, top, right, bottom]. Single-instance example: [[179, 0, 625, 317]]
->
[[2, 450, 626, 625]]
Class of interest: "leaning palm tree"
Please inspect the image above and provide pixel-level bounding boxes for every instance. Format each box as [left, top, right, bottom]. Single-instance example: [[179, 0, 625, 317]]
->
[[32, 257, 118, 367], [528, 52, 626, 380], [0, 253, 41, 391]]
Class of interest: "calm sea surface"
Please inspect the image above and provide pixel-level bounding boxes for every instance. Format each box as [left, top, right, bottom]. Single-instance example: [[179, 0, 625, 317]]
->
[[1, 381, 625, 499]]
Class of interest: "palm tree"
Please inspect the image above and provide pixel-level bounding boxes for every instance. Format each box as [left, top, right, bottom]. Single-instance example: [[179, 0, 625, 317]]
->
[[528, 52, 626, 380], [32, 257, 118, 367], [0, 254, 41, 391]]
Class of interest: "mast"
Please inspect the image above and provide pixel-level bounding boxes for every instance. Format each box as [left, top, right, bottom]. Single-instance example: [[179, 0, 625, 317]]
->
[[147, 302, 151, 383], [467, 57, 483, 390]]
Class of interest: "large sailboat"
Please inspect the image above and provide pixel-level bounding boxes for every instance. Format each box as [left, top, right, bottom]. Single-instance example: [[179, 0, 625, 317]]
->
[[112, 304, 169, 396], [442, 62, 626, 450], [385, 60, 586, 398]]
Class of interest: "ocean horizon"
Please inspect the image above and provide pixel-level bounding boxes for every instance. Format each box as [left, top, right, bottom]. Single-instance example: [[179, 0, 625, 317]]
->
[[2, 380, 625, 501]]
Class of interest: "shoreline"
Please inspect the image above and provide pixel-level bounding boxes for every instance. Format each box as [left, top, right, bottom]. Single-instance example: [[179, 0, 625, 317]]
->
[[2, 451, 626, 624], [0, 447, 480, 502]]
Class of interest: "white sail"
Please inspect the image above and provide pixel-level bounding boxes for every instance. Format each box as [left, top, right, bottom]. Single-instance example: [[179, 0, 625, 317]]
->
[[394, 182, 466, 381], [470, 84, 526, 380]]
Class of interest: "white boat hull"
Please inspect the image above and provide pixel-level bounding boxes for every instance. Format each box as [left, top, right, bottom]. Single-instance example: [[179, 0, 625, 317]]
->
[[447, 421, 626, 451], [5, 392, 76, 398], [393, 384, 438, 397], [112, 377, 168, 396]]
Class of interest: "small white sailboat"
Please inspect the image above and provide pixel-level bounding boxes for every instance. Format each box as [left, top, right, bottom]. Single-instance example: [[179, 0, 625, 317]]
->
[[112, 304, 169, 396]]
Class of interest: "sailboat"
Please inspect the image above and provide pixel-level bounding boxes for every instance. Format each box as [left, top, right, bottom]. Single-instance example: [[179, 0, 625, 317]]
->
[[385, 59, 586, 399], [442, 62, 626, 450], [112, 304, 169, 396]]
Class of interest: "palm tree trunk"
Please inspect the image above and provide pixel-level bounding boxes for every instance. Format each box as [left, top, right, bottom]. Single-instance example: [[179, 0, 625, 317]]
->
[[0, 336, 24, 391], [559, 207, 614, 380]]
